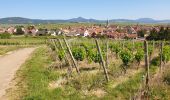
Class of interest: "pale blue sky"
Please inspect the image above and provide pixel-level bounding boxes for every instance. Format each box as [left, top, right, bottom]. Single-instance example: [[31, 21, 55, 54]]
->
[[0, 0, 170, 20]]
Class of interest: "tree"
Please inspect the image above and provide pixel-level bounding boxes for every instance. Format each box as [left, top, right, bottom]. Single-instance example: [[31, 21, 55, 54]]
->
[[146, 28, 158, 40], [14, 26, 25, 35], [158, 27, 165, 40], [137, 29, 146, 38], [164, 27, 170, 40], [27, 25, 35, 30], [147, 27, 170, 41]]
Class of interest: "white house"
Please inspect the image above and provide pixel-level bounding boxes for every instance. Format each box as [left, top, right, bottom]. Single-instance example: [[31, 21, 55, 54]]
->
[[83, 30, 89, 37], [51, 31, 57, 36]]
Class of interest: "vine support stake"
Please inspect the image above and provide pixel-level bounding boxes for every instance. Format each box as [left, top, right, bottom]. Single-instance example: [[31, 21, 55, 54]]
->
[[152, 41, 155, 49], [52, 39, 58, 51], [144, 40, 150, 92], [122, 40, 125, 49], [56, 39, 73, 74], [106, 40, 109, 68], [95, 39, 109, 82], [160, 42, 164, 71], [63, 37, 80, 74], [132, 39, 135, 49]]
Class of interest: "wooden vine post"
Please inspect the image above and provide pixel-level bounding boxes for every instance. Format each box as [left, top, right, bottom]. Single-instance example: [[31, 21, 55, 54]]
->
[[63, 37, 80, 74], [106, 40, 109, 68], [122, 40, 125, 49], [160, 42, 164, 71], [56, 38, 73, 73], [52, 39, 58, 51], [48, 39, 51, 45], [95, 39, 109, 82], [152, 41, 155, 49], [132, 39, 135, 49], [144, 40, 150, 92]]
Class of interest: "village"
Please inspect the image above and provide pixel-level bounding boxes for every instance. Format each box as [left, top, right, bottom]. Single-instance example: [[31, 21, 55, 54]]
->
[[0, 22, 166, 40]]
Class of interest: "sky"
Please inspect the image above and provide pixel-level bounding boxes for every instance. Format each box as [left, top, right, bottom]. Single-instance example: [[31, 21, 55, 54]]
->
[[0, 0, 170, 20]]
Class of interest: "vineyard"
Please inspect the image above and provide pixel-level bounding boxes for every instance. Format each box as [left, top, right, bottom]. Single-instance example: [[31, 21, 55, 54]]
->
[[44, 37, 170, 99], [2, 37, 170, 99]]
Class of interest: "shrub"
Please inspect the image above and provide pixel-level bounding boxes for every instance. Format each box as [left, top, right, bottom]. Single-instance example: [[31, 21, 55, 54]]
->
[[120, 49, 132, 73], [48, 42, 56, 51], [87, 49, 95, 63], [58, 50, 65, 61], [82, 43, 94, 63], [89, 49, 106, 64], [72, 47, 86, 61], [120, 50, 132, 66], [110, 44, 121, 58], [151, 57, 159, 66], [92, 52, 101, 63], [148, 46, 153, 56], [162, 46, 170, 64], [135, 49, 144, 66]]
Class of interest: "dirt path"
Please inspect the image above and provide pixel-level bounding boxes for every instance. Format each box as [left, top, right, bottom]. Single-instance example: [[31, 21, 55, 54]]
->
[[0, 48, 36, 99]]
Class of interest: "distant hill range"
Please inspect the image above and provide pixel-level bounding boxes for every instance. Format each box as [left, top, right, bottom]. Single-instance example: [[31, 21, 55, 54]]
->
[[0, 17, 170, 24]]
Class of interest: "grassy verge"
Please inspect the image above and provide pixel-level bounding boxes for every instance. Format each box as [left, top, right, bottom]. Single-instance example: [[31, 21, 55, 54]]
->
[[149, 63, 170, 100], [103, 71, 145, 99], [0, 45, 32, 55], [0, 37, 46, 45]]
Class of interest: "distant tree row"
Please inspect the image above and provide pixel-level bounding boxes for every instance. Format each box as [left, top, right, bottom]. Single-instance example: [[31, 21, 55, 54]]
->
[[146, 27, 170, 40]]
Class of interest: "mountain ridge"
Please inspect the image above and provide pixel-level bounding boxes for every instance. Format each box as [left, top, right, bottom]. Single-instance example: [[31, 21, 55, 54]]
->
[[0, 17, 170, 24]]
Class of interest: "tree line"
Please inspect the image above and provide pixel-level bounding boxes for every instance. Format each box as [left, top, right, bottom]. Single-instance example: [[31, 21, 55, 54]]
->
[[146, 27, 170, 40]]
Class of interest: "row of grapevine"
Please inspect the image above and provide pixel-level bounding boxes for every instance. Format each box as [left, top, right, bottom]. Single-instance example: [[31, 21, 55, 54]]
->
[[47, 38, 170, 83]]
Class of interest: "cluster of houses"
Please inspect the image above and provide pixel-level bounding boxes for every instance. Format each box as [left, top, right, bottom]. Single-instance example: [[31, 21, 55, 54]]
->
[[0, 24, 163, 39]]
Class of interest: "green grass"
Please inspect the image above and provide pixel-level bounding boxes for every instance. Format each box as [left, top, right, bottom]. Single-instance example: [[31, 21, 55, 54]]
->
[[150, 84, 170, 100], [149, 63, 170, 100], [0, 36, 47, 45], [21, 47, 62, 100], [103, 71, 145, 99]]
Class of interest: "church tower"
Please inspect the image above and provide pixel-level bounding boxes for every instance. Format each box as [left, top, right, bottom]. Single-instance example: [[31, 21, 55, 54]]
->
[[106, 19, 109, 28]]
